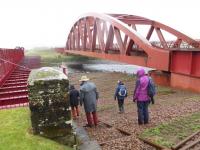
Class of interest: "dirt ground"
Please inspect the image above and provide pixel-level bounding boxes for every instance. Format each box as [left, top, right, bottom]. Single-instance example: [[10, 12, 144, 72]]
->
[[68, 71, 200, 150]]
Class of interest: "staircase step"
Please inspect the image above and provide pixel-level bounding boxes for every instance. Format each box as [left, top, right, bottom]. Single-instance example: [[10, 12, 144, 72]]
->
[[13, 69, 30, 72], [3, 82, 27, 87], [0, 95, 28, 106], [0, 102, 29, 109], [0, 85, 27, 92], [0, 66, 30, 107], [13, 69, 30, 71], [9, 77, 29, 80], [11, 73, 30, 76], [12, 71, 30, 74], [9, 75, 29, 78], [6, 79, 27, 83], [12, 70, 30, 73], [0, 90, 28, 98], [10, 75, 29, 78]]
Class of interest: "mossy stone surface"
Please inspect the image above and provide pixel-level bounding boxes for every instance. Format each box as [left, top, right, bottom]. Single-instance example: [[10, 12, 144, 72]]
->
[[28, 67, 72, 139]]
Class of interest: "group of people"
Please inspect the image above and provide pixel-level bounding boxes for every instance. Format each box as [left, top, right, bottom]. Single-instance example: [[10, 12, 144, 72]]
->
[[69, 68, 156, 127]]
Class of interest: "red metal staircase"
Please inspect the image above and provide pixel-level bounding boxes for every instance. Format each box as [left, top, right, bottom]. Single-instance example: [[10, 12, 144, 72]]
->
[[0, 48, 41, 109], [0, 67, 30, 109]]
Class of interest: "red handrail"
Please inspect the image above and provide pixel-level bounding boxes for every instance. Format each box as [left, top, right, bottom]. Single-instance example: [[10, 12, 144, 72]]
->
[[0, 47, 24, 86]]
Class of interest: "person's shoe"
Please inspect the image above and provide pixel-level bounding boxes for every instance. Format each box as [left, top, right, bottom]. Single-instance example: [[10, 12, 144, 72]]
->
[[138, 122, 143, 125], [83, 124, 92, 128]]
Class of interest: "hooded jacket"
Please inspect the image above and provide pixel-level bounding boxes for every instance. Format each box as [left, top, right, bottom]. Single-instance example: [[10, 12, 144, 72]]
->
[[80, 81, 99, 112], [133, 68, 150, 101]]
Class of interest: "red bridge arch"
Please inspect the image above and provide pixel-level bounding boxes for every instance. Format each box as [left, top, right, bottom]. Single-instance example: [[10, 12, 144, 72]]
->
[[63, 13, 200, 92]]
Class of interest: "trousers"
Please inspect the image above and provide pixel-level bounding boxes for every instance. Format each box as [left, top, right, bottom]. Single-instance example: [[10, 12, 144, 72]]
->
[[86, 111, 98, 126], [137, 101, 149, 124]]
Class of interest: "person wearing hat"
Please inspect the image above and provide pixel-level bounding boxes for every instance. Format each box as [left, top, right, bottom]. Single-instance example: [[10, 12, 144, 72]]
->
[[69, 85, 80, 119], [79, 75, 99, 127]]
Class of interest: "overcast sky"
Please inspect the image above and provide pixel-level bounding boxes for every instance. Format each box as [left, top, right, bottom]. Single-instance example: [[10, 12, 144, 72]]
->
[[0, 0, 199, 49]]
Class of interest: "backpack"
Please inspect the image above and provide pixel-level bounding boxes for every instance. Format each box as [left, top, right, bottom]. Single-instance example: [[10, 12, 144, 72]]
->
[[118, 85, 127, 97], [147, 77, 156, 97]]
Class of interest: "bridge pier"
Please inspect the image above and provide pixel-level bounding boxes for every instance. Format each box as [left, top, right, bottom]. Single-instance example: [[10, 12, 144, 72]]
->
[[151, 71, 200, 93], [171, 73, 200, 93], [150, 71, 171, 87]]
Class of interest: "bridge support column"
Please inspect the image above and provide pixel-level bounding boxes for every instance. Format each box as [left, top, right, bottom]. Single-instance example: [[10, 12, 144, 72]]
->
[[151, 71, 200, 93], [171, 73, 200, 93], [150, 70, 171, 86]]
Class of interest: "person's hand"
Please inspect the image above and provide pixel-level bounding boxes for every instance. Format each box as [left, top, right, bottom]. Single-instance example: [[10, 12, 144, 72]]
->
[[150, 98, 155, 104]]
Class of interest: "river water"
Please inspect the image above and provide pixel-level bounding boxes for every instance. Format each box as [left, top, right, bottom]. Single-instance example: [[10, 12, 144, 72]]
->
[[65, 59, 152, 75]]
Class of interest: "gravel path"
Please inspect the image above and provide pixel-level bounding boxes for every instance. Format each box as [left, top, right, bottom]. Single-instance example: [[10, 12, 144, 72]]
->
[[69, 72, 200, 150]]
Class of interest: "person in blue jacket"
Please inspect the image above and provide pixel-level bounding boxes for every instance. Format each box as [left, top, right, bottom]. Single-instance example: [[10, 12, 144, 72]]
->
[[114, 80, 128, 113]]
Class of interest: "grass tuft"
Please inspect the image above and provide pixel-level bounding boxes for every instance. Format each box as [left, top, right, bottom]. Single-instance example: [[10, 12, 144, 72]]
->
[[140, 112, 200, 148]]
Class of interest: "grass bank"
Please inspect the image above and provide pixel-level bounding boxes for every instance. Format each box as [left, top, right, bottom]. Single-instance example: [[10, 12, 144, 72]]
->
[[0, 108, 72, 150], [140, 112, 200, 148]]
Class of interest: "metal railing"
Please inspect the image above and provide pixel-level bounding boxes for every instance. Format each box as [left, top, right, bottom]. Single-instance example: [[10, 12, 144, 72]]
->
[[0, 47, 24, 86]]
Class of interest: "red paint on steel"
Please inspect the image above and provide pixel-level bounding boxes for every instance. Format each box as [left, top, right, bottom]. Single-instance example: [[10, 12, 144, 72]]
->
[[150, 71, 171, 86], [191, 52, 200, 77], [59, 13, 200, 92], [65, 13, 173, 71], [0, 66, 30, 107], [0, 103, 29, 110], [171, 73, 200, 93], [0, 47, 24, 86], [66, 50, 147, 66], [171, 51, 193, 75], [171, 51, 200, 78], [0, 48, 33, 108], [65, 13, 200, 72]]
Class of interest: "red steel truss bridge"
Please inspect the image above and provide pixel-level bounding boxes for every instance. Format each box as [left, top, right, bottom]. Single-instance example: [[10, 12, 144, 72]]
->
[[58, 13, 200, 92]]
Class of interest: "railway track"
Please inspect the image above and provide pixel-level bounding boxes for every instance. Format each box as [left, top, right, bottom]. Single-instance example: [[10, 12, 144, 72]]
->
[[172, 130, 200, 150], [98, 119, 166, 150]]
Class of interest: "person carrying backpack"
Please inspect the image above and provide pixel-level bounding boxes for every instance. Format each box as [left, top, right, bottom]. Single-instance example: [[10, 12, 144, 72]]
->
[[147, 73, 156, 104], [114, 80, 128, 113], [133, 68, 150, 125]]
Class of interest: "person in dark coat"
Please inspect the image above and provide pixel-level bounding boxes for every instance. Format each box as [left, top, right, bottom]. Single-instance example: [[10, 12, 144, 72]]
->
[[69, 85, 80, 119], [133, 68, 150, 125], [114, 80, 127, 113], [79, 75, 99, 127]]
